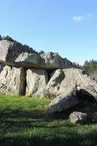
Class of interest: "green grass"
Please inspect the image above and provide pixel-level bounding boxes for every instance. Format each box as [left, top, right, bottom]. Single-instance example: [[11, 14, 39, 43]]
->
[[0, 94, 97, 146]]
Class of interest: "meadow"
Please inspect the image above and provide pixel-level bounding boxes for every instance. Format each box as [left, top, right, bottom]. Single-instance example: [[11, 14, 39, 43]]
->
[[0, 94, 97, 146]]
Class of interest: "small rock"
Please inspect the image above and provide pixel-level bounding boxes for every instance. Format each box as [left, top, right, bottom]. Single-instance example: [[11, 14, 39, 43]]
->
[[69, 111, 87, 124]]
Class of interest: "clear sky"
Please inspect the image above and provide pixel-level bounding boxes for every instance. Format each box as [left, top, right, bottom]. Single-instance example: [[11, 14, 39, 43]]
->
[[0, 0, 97, 64]]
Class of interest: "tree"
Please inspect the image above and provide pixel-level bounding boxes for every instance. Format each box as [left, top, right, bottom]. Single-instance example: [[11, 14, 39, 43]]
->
[[0, 35, 2, 40], [72, 62, 82, 69], [84, 60, 88, 66], [4, 35, 14, 42]]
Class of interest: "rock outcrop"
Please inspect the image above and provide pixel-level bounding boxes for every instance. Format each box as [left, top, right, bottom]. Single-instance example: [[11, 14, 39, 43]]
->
[[0, 66, 26, 95], [0, 40, 44, 68], [45, 68, 97, 98], [15, 52, 45, 68], [48, 68, 97, 112], [0, 40, 72, 69], [26, 68, 48, 97], [40, 52, 72, 69], [49, 87, 79, 112]]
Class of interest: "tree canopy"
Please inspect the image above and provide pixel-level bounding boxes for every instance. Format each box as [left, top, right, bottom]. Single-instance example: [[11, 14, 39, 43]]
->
[[83, 60, 97, 73]]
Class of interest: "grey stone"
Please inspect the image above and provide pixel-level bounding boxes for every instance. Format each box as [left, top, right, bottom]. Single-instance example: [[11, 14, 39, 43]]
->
[[26, 68, 48, 97], [40, 52, 72, 69], [69, 111, 87, 124], [0, 66, 26, 95], [15, 52, 45, 68], [49, 87, 79, 112], [46, 68, 97, 99], [48, 68, 97, 112], [0, 40, 44, 68]]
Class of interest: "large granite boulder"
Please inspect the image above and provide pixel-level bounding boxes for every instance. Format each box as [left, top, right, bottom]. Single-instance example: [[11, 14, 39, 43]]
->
[[15, 52, 45, 68], [0, 66, 26, 95], [26, 68, 48, 97], [48, 68, 97, 112], [0, 40, 72, 69], [40, 52, 72, 69], [0, 40, 44, 68], [49, 87, 79, 112], [45, 68, 97, 98]]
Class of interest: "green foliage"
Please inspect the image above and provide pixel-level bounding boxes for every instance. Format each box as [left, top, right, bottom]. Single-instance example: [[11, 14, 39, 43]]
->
[[23, 44, 38, 54], [83, 60, 97, 73], [4, 35, 14, 42], [72, 62, 82, 69], [0, 34, 38, 54]]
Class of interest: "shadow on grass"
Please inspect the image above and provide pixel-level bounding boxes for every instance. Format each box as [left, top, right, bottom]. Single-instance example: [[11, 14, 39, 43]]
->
[[0, 102, 97, 123], [0, 102, 97, 146], [1, 130, 97, 146]]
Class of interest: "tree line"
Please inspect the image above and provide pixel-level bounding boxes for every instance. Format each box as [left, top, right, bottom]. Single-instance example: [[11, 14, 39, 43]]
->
[[72, 60, 97, 74]]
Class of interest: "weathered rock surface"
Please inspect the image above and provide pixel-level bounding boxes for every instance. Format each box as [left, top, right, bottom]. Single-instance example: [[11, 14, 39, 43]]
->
[[44, 69, 65, 97], [69, 111, 87, 124], [48, 68, 97, 112], [0, 66, 26, 95], [15, 52, 45, 68], [40, 52, 72, 69], [49, 87, 79, 112], [0, 40, 44, 68], [26, 68, 48, 97], [0, 40, 73, 69], [46, 68, 97, 98]]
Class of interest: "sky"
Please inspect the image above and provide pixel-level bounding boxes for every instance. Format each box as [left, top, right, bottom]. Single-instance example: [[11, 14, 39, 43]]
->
[[0, 0, 97, 64]]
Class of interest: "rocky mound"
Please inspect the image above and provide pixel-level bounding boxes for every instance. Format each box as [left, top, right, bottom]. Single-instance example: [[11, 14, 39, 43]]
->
[[0, 39, 97, 113], [0, 40, 72, 69]]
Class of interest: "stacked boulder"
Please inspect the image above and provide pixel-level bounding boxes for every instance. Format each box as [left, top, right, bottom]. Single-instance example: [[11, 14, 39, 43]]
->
[[0, 40, 97, 112], [0, 40, 72, 97]]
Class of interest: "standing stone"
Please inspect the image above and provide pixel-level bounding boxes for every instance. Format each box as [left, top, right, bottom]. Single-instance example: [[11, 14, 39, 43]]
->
[[48, 68, 97, 112], [0, 66, 26, 95], [26, 68, 48, 97]]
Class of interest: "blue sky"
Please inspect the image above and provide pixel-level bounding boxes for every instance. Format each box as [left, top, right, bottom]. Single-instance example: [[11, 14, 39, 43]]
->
[[0, 0, 97, 64]]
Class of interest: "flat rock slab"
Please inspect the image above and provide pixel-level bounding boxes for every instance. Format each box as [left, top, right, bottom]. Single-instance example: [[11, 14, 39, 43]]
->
[[0, 66, 26, 95], [26, 68, 48, 97], [0, 40, 44, 68], [40, 52, 72, 69]]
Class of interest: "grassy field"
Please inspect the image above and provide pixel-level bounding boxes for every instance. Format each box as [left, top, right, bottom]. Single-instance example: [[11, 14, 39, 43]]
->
[[0, 94, 97, 146]]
